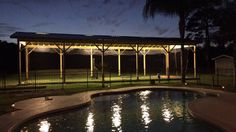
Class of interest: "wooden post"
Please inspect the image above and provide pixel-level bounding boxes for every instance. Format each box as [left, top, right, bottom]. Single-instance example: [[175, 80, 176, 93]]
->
[[25, 47, 29, 80], [102, 44, 105, 87], [165, 52, 170, 79], [62, 44, 65, 83], [193, 46, 197, 78], [18, 40, 22, 85], [165, 46, 170, 79], [60, 50, 63, 78], [136, 44, 139, 80], [118, 48, 121, 76], [181, 44, 186, 83], [90, 49, 93, 77], [143, 50, 146, 76], [174, 49, 178, 75]]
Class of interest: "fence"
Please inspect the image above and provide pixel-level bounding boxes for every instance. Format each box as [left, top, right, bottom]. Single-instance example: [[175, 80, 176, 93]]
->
[[198, 68, 235, 90], [0, 69, 200, 90], [0, 72, 18, 89]]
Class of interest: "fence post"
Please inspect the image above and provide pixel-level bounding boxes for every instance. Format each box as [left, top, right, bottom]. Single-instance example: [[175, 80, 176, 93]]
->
[[3, 72, 6, 89], [130, 72, 132, 85], [149, 72, 151, 81], [212, 75, 215, 88], [61, 70, 64, 90], [86, 69, 88, 88], [0, 73, 1, 88], [101, 72, 103, 88], [34, 71, 37, 92], [110, 71, 111, 87], [198, 70, 201, 84], [216, 68, 219, 86]]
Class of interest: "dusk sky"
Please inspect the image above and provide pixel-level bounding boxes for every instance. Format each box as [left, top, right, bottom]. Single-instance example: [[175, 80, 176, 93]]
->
[[0, 0, 179, 43]]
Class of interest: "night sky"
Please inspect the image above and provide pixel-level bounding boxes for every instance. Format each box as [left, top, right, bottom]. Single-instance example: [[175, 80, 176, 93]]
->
[[0, 0, 179, 43]]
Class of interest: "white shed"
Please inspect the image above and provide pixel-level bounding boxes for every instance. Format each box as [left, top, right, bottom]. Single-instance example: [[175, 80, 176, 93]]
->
[[212, 55, 234, 76]]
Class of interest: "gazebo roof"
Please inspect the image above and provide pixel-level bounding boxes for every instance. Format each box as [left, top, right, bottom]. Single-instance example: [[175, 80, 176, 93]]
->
[[10, 32, 197, 45]]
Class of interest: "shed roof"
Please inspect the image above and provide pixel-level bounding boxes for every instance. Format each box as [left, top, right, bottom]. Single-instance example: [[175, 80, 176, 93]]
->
[[212, 55, 233, 61]]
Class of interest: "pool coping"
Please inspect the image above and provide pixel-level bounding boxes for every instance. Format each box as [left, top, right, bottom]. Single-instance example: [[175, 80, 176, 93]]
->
[[0, 85, 234, 132]]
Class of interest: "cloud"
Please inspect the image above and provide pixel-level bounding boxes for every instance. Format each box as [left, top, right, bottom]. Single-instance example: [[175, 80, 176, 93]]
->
[[69, 0, 141, 28], [106, 19, 127, 27], [154, 26, 169, 35], [129, 0, 141, 8], [2, 0, 34, 15], [31, 22, 54, 28], [84, 0, 135, 28], [0, 23, 22, 32], [110, 29, 116, 33], [0, 33, 8, 37], [0, 23, 23, 39], [103, 0, 111, 4]]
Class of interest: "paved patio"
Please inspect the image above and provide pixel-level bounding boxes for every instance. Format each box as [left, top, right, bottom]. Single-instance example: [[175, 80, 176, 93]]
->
[[0, 86, 235, 132]]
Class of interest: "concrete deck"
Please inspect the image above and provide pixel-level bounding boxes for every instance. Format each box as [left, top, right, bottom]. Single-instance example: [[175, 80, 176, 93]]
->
[[0, 86, 234, 132]]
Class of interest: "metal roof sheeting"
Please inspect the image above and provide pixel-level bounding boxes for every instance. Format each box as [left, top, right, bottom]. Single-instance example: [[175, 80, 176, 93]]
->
[[10, 32, 197, 45]]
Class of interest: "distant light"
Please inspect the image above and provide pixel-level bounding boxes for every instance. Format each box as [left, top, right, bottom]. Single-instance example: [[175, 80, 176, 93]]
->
[[35, 48, 51, 53], [36, 32, 48, 35], [222, 86, 225, 89], [173, 45, 181, 49], [85, 34, 93, 36], [11, 103, 15, 108], [184, 83, 188, 86], [20, 41, 26, 46], [172, 45, 193, 49]]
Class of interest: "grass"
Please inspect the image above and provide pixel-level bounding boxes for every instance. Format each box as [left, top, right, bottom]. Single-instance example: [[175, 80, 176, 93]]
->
[[0, 69, 189, 86]]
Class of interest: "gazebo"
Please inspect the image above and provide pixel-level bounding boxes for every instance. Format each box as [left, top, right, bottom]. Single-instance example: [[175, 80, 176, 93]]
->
[[11, 32, 197, 87]]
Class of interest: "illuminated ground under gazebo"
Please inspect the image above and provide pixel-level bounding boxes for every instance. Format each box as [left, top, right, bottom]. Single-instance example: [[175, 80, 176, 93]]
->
[[11, 32, 197, 87]]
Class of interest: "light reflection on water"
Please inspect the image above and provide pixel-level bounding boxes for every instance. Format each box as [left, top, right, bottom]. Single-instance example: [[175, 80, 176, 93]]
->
[[162, 104, 174, 123], [111, 96, 123, 132], [139, 90, 152, 101], [19, 91, 222, 132], [85, 112, 95, 132], [172, 102, 183, 118], [139, 90, 152, 129], [38, 120, 51, 132], [161, 92, 174, 123]]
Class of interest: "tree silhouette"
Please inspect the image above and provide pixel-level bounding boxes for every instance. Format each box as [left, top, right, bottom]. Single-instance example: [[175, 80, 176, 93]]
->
[[186, 0, 222, 70], [217, 0, 236, 89], [143, 0, 202, 83]]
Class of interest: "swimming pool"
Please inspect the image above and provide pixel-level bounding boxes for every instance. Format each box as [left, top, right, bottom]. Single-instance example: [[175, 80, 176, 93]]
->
[[18, 90, 222, 132]]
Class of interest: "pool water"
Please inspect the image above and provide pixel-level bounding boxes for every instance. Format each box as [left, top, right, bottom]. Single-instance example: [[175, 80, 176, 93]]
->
[[19, 90, 222, 132]]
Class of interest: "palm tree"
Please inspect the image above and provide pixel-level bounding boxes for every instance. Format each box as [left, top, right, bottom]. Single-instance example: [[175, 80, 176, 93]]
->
[[143, 0, 201, 83]]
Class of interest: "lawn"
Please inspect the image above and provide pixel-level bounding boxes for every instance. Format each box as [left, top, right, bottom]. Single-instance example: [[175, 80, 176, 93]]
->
[[1, 69, 191, 87]]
